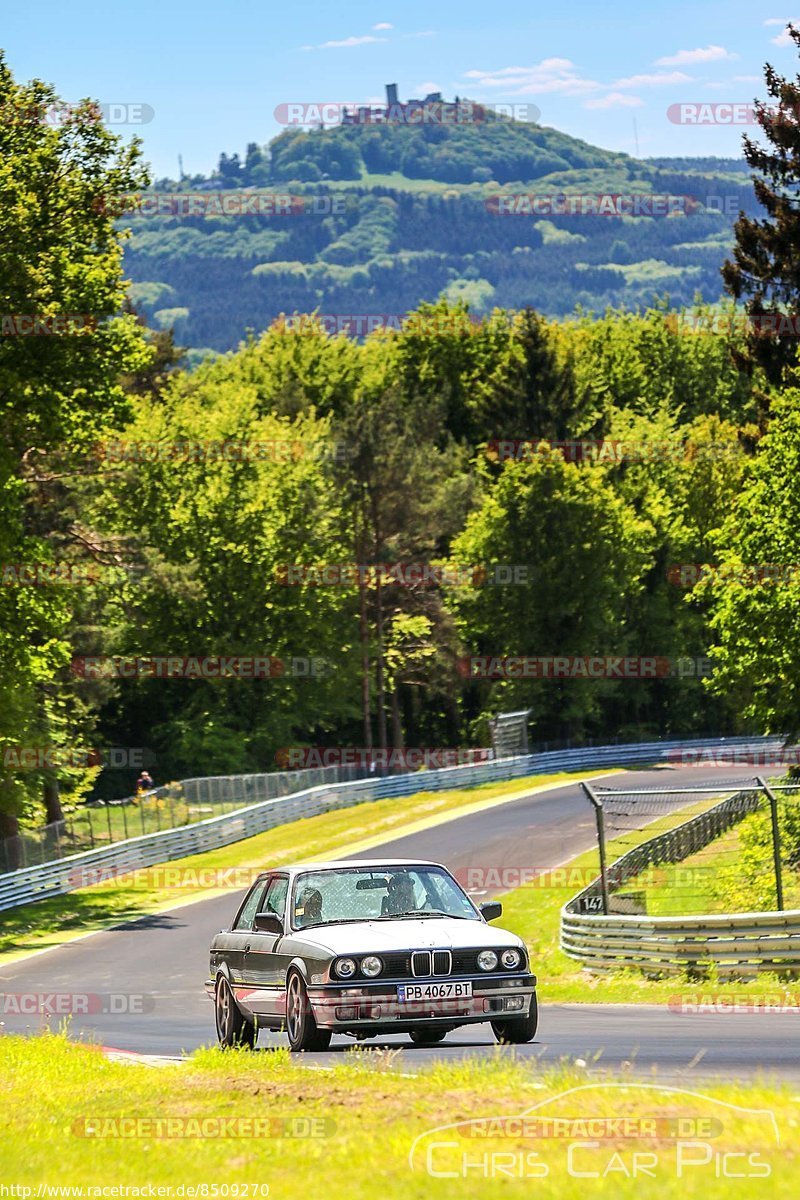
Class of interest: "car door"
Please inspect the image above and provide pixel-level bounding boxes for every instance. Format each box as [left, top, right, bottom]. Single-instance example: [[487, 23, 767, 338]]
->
[[242, 873, 290, 1020], [223, 879, 268, 990]]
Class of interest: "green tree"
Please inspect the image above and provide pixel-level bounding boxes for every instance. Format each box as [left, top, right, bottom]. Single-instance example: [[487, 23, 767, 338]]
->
[[0, 57, 150, 849], [722, 24, 800, 385], [704, 388, 800, 734], [444, 449, 653, 740]]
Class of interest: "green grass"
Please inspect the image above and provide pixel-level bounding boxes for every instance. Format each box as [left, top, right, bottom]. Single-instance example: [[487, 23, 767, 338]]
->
[[0, 770, 608, 961], [1, 1034, 795, 1197]]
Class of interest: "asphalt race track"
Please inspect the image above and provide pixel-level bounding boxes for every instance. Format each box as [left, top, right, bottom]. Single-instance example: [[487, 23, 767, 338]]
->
[[2, 762, 798, 1081]]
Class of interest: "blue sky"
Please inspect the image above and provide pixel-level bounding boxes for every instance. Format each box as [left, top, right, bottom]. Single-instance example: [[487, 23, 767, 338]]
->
[[2, 1, 799, 176]]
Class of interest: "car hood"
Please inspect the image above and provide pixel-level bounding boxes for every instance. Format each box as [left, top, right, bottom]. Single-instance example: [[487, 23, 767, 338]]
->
[[296, 917, 523, 956]]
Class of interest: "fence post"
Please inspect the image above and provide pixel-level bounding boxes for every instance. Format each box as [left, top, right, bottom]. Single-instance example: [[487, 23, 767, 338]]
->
[[757, 776, 784, 911], [581, 781, 609, 915], [106, 803, 113, 845]]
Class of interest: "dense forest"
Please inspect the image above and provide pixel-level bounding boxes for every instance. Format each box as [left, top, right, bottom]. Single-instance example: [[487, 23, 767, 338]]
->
[[4, 46, 800, 843]]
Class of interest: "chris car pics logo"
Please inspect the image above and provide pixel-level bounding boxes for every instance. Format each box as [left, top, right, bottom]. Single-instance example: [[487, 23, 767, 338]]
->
[[409, 1084, 779, 1181]]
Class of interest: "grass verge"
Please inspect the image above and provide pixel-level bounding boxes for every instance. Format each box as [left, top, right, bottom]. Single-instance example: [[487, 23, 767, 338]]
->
[[0, 1033, 794, 1197]]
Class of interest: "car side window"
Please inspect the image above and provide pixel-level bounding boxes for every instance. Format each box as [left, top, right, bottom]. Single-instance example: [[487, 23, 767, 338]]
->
[[234, 880, 268, 931], [261, 875, 289, 922]]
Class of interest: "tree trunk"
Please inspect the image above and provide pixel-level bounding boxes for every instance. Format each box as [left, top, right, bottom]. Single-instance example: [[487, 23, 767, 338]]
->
[[374, 569, 387, 750], [0, 809, 21, 871], [371, 505, 387, 751], [391, 684, 404, 752], [358, 566, 372, 751], [44, 776, 64, 824]]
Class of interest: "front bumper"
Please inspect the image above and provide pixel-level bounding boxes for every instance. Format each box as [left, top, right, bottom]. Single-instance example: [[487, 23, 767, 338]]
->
[[307, 973, 537, 1030]]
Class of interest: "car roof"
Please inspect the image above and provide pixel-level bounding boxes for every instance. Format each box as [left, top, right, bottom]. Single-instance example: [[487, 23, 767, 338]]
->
[[255, 858, 442, 878]]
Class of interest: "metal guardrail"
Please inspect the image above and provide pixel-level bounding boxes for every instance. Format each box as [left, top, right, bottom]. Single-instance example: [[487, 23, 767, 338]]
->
[[562, 780, 800, 976], [0, 734, 782, 915]]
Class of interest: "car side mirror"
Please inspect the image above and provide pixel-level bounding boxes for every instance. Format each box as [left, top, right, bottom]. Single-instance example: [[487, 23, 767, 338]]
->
[[480, 901, 502, 922], [254, 912, 283, 935]]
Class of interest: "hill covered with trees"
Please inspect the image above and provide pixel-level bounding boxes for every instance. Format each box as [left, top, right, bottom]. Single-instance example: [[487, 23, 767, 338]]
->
[[121, 114, 759, 354]]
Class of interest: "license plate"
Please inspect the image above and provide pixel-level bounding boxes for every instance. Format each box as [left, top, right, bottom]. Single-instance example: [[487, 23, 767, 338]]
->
[[397, 981, 473, 1002]]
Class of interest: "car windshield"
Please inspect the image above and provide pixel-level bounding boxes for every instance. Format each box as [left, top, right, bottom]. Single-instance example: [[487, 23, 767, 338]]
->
[[291, 866, 480, 929]]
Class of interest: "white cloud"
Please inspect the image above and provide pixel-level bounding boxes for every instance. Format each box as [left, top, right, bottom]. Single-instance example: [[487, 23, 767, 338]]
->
[[463, 59, 600, 96], [585, 91, 645, 110], [415, 81, 442, 94], [764, 17, 794, 24], [613, 71, 691, 88], [314, 34, 388, 49], [772, 27, 796, 44], [656, 45, 736, 66], [372, 22, 393, 30]]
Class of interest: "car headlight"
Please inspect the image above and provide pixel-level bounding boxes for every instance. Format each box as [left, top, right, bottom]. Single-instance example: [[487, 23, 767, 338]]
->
[[501, 948, 522, 970], [334, 957, 357, 978], [477, 950, 498, 971], [360, 955, 382, 977]]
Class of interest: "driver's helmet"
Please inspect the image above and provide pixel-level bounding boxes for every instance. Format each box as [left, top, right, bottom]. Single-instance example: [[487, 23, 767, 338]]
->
[[297, 887, 323, 925], [386, 872, 415, 914]]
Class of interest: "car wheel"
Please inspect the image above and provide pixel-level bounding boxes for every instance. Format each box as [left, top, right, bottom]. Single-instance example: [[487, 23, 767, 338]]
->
[[409, 1028, 448, 1045], [285, 970, 332, 1053], [215, 976, 256, 1049], [492, 994, 538, 1045]]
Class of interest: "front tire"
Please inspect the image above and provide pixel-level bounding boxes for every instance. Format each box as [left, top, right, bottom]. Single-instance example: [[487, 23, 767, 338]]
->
[[285, 970, 332, 1052], [215, 976, 256, 1049], [409, 1028, 448, 1045], [492, 994, 538, 1045]]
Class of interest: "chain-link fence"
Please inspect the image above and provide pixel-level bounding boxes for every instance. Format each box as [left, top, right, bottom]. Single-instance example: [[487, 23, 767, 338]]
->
[[580, 777, 800, 917], [0, 761, 383, 873]]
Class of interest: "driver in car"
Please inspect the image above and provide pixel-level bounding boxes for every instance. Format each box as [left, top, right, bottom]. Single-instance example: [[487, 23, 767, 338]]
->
[[382, 872, 416, 916], [296, 887, 323, 927]]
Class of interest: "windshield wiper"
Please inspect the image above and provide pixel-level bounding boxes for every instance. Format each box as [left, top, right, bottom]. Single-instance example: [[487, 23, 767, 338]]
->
[[392, 910, 477, 920], [298, 918, 364, 929]]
